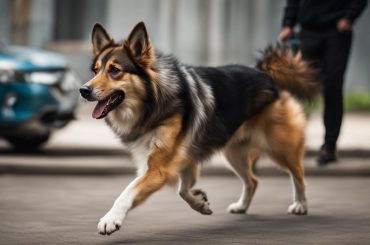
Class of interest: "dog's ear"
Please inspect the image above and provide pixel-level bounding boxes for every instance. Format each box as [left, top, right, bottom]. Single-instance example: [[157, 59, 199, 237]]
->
[[124, 22, 154, 67], [92, 23, 113, 56]]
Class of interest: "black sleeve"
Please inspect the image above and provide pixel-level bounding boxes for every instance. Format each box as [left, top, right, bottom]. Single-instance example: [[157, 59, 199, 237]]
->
[[344, 0, 368, 23], [282, 0, 301, 27]]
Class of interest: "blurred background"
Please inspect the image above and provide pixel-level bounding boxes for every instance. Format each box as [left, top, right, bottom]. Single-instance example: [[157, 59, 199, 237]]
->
[[0, 0, 369, 159]]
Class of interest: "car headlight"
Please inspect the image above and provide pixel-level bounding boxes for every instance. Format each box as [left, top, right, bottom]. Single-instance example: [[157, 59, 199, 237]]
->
[[24, 71, 64, 85], [0, 69, 15, 83]]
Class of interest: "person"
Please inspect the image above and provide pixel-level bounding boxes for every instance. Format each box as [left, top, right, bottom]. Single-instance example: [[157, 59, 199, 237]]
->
[[279, 0, 368, 166]]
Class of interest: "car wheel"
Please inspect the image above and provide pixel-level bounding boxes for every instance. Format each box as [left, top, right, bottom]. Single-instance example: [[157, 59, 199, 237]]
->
[[6, 133, 50, 151]]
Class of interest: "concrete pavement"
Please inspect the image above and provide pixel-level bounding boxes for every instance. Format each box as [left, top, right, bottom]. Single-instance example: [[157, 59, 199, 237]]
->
[[1, 175, 369, 244]]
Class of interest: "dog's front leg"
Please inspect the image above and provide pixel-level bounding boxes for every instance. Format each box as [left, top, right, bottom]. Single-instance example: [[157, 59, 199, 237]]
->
[[97, 145, 180, 235], [97, 176, 141, 235], [179, 163, 213, 215], [98, 114, 184, 235], [97, 163, 169, 235]]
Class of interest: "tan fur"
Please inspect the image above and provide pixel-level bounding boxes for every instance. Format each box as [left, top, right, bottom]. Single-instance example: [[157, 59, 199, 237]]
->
[[229, 91, 306, 191], [258, 46, 319, 100], [92, 32, 113, 57], [123, 32, 155, 69], [132, 114, 190, 208], [88, 47, 149, 129], [132, 91, 307, 211]]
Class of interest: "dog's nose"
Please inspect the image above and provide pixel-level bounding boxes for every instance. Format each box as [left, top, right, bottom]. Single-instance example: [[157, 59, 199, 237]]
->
[[79, 86, 92, 98]]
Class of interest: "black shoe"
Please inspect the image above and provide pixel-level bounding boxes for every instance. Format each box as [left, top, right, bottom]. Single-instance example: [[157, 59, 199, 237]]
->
[[317, 145, 337, 166]]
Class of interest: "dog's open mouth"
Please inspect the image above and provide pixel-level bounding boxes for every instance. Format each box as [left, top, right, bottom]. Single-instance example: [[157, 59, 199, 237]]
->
[[92, 91, 125, 119]]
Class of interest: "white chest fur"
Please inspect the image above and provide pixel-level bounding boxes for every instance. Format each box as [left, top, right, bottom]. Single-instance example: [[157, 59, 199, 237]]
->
[[126, 131, 157, 176]]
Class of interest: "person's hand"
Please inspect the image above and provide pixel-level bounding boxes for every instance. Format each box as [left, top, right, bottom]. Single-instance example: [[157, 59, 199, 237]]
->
[[337, 18, 352, 32], [279, 26, 294, 41]]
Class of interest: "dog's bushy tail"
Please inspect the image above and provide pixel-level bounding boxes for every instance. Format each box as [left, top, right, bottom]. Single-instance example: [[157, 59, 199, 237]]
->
[[256, 44, 320, 101]]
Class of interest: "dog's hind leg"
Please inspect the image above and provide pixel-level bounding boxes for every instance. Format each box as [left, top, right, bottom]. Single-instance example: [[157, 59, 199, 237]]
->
[[224, 143, 260, 214], [268, 143, 308, 215], [287, 163, 307, 215], [178, 163, 213, 215]]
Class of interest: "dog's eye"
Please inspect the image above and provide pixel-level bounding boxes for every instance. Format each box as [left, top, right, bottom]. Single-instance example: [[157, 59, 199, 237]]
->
[[108, 65, 120, 76], [92, 67, 98, 75]]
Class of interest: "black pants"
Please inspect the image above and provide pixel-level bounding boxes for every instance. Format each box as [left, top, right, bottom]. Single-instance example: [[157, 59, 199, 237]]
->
[[300, 28, 352, 151]]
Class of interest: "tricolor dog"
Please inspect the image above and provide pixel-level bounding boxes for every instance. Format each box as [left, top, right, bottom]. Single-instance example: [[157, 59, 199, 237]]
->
[[80, 22, 317, 235]]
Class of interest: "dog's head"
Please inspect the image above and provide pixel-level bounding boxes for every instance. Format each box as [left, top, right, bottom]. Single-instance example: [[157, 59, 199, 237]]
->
[[80, 22, 155, 119]]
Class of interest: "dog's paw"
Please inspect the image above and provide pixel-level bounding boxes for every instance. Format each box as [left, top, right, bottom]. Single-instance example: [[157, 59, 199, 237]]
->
[[191, 189, 208, 202], [97, 211, 124, 235], [227, 202, 247, 214], [191, 189, 213, 215], [288, 201, 308, 215]]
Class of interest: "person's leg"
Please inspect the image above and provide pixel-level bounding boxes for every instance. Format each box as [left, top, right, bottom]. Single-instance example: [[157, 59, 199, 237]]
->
[[299, 29, 325, 69], [299, 30, 328, 164], [320, 30, 352, 164]]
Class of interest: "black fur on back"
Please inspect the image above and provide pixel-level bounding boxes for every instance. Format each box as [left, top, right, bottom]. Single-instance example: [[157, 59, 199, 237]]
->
[[189, 64, 279, 159]]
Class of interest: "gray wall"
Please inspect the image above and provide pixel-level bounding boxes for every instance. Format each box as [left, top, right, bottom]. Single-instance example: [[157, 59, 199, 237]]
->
[[104, 0, 286, 66], [347, 6, 370, 91], [28, 0, 54, 47], [0, 0, 11, 45], [104, 0, 370, 91]]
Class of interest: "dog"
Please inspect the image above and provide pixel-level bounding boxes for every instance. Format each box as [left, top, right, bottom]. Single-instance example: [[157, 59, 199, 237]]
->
[[80, 21, 318, 235]]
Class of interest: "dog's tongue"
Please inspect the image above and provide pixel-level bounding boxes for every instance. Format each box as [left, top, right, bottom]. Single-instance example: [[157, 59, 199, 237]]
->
[[92, 101, 107, 119]]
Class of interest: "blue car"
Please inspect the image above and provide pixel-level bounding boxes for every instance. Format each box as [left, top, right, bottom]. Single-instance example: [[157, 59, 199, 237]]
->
[[0, 45, 80, 150]]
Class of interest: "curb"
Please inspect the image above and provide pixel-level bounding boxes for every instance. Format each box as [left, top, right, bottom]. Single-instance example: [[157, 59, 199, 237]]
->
[[1, 158, 369, 177], [1, 164, 370, 177], [0, 147, 369, 176], [306, 148, 370, 158]]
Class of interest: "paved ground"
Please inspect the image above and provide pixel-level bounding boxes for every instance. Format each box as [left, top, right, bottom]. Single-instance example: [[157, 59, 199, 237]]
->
[[1, 175, 370, 245]]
